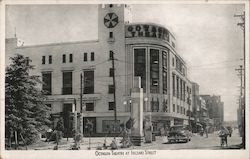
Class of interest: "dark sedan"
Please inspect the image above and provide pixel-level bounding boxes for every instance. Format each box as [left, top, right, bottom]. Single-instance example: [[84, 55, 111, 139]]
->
[[167, 125, 192, 143]]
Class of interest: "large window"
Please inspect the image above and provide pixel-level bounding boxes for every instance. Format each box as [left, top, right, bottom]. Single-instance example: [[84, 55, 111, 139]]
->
[[134, 48, 146, 92], [109, 102, 114, 110], [42, 72, 52, 95], [162, 51, 168, 94], [180, 78, 183, 100], [173, 104, 175, 112], [86, 103, 94, 111], [84, 70, 94, 94], [183, 82, 186, 102], [176, 76, 179, 98], [150, 49, 159, 93], [172, 73, 175, 96], [108, 85, 114, 94], [163, 71, 167, 94], [162, 51, 168, 69], [151, 99, 159, 112], [62, 71, 72, 95], [102, 120, 120, 133], [109, 68, 114, 77]]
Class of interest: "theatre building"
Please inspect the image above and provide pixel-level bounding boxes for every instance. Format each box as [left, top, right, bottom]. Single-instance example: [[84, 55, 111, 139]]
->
[[6, 4, 193, 136]]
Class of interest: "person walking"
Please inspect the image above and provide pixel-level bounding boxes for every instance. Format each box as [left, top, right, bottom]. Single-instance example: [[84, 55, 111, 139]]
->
[[218, 125, 229, 147]]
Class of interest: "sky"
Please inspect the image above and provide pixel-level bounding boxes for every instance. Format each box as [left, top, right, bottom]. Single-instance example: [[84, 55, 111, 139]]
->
[[5, 3, 245, 121]]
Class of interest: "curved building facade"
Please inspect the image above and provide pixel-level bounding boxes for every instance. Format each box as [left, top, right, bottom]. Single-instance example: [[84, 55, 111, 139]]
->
[[6, 4, 193, 135]]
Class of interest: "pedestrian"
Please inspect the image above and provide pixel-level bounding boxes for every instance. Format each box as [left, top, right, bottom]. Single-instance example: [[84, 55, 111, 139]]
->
[[205, 126, 208, 138], [218, 125, 229, 147]]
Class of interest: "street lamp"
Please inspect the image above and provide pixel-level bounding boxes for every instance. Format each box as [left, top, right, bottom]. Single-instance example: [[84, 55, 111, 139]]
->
[[129, 99, 132, 112], [144, 97, 148, 112]]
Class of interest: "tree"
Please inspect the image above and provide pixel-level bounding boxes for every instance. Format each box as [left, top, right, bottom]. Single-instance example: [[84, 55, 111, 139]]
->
[[5, 54, 51, 145]]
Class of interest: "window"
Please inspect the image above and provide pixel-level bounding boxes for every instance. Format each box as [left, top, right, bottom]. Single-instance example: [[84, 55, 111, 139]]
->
[[150, 49, 159, 93], [62, 54, 66, 63], [109, 68, 114, 77], [184, 108, 186, 115], [177, 105, 180, 113], [63, 104, 73, 131], [109, 102, 114, 110], [162, 51, 168, 68], [134, 48, 146, 92], [180, 107, 183, 114], [108, 85, 114, 94], [91, 52, 94, 61], [84, 53, 87, 61], [42, 56, 46, 64], [49, 55, 52, 64], [183, 82, 186, 102], [109, 32, 113, 38], [180, 79, 183, 100], [151, 99, 159, 112], [69, 54, 73, 63], [84, 70, 94, 94], [172, 57, 175, 67], [163, 71, 167, 94], [42, 72, 52, 95], [102, 120, 120, 133], [172, 74, 175, 96], [86, 103, 94, 111], [62, 71, 72, 95], [176, 76, 179, 98], [173, 104, 175, 112], [109, 50, 114, 60]]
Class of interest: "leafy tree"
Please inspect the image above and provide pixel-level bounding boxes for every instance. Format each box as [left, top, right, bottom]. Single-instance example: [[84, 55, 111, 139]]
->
[[5, 54, 51, 145]]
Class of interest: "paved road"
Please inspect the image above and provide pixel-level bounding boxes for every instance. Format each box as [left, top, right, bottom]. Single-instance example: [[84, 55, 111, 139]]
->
[[129, 130, 242, 150], [32, 129, 241, 150]]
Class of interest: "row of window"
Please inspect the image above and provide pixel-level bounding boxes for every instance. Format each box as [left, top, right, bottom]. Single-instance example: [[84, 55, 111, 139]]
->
[[134, 48, 168, 94], [172, 73, 190, 103], [172, 104, 186, 115], [42, 71, 94, 95], [42, 70, 116, 95], [42, 52, 95, 64]]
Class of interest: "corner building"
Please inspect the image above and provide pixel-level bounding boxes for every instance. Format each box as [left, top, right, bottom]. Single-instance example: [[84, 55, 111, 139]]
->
[[6, 4, 193, 136]]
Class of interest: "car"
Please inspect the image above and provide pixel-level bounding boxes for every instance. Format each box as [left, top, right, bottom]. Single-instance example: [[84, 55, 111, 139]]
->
[[226, 126, 233, 137], [167, 125, 192, 143]]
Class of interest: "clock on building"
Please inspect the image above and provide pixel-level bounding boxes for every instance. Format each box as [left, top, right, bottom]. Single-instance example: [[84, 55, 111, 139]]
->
[[104, 13, 119, 28]]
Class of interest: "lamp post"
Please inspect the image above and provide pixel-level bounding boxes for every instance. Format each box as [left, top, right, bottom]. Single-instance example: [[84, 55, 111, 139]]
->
[[144, 97, 148, 112], [129, 99, 132, 112]]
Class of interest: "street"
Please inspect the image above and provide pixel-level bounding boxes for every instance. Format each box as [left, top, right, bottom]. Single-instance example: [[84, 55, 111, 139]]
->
[[130, 130, 242, 150], [31, 129, 242, 150]]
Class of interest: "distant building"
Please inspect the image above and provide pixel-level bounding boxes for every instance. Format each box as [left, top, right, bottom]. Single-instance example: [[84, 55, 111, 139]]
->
[[6, 4, 194, 136], [200, 95, 224, 130]]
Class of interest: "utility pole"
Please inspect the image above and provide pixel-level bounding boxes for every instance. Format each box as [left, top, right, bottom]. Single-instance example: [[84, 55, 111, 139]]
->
[[188, 88, 191, 131], [234, 11, 245, 148], [80, 73, 83, 136], [235, 65, 245, 147], [110, 50, 117, 133]]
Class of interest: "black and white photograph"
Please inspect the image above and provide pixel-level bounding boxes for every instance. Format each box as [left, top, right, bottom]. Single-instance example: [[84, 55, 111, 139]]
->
[[0, 0, 249, 159]]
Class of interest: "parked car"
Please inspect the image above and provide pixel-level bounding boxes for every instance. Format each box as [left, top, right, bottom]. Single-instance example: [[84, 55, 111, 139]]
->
[[226, 126, 233, 137], [167, 125, 192, 143]]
